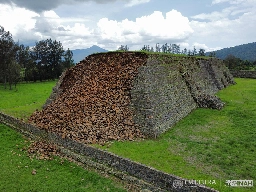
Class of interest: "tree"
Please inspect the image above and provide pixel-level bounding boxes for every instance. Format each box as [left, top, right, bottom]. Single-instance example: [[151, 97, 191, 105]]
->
[[171, 44, 176, 54], [141, 45, 154, 52], [141, 45, 151, 52], [8, 61, 21, 89], [253, 60, 256, 69], [1, 26, 73, 84], [192, 46, 197, 56], [209, 51, 216, 57], [224, 54, 241, 70], [0, 26, 19, 89], [161, 43, 169, 53], [155, 43, 161, 52], [237, 60, 253, 70], [198, 48, 206, 56], [118, 45, 129, 51], [25, 59, 38, 82], [32, 39, 64, 81], [182, 48, 187, 55], [32, 40, 47, 81], [170, 44, 180, 54], [62, 48, 75, 70], [16, 44, 33, 81], [16, 44, 30, 68], [187, 49, 193, 56], [47, 39, 64, 79]]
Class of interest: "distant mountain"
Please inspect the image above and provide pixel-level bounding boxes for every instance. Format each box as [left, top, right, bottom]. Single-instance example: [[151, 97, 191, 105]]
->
[[208, 42, 256, 61], [72, 45, 108, 63]]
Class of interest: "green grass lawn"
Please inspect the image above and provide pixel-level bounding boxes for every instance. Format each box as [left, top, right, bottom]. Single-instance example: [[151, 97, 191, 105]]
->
[[0, 124, 126, 192], [0, 81, 56, 120]]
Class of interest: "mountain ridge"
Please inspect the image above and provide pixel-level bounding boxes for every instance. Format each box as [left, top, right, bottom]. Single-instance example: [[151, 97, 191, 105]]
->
[[210, 42, 256, 61], [72, 45, 108, 63]]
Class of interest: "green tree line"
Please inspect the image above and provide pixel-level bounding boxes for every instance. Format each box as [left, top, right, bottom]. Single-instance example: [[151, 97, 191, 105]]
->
[[119, 43, 208, 56], [224, 54, 256, 70], [0, 26, 74, 89]]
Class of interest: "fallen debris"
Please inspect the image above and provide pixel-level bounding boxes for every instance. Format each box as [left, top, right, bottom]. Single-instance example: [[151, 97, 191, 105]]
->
[[27, 140, 59, 160], [29, 52, 147, 145]]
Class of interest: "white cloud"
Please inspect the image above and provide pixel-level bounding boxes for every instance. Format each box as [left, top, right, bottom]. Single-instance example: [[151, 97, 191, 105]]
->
[[43, 10, 60, 18], [0, 5, 194, 50], [212, 0, 228, 4], [191, 3, 253, 21], [189, 0, 256, 50], [0, 4, 39, 34], [61, 23, 94, 37], [193, 43, 208, 50], [191, 7, 234, 21], [191, 42, 222, 52], [212, 0, 245, 5], [0, 3, 95, 47], [125, 0, 150, 7], [0, 0, 134, 13], [97, 10, 193, 49]]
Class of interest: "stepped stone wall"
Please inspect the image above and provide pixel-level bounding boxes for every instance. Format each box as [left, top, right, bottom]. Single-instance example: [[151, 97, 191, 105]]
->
[[230, 70, 256, 79], [131, 55, 235, 137]]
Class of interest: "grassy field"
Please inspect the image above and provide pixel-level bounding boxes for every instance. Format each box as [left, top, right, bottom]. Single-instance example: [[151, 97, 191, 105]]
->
[[1, 78, 256, 191], [0, 82, 126, 192], [0, 124, 126, 192], [0, 81, 56, 120]]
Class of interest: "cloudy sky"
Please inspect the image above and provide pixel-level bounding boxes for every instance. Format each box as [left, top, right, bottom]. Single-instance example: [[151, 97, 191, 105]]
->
[[0, 0, 255, 51]]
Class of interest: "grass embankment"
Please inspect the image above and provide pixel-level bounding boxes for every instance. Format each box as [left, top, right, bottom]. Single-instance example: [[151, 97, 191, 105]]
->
[[0, 81, 126, 192], [98, 78, 256, 192]]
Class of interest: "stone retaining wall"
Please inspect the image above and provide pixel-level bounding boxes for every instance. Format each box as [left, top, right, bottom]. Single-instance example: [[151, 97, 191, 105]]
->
[[230, 70, 256, 79], [43, 69, 68, 109], [131, 56, 235, 137], [0, 112, 218, 192]]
